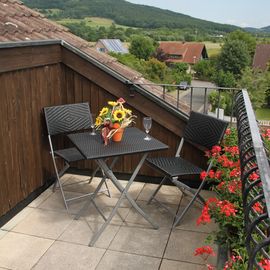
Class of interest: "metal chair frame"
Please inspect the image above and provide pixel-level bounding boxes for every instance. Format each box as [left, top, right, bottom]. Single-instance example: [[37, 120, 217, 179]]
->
[[44, 102, 110, 212], [147, 111, 228, 228]]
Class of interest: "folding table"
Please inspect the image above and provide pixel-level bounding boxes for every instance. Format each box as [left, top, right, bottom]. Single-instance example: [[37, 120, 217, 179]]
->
[[68, 127, 168, 246]]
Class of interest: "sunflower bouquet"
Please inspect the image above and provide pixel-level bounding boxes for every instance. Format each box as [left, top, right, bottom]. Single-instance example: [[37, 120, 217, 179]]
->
[[95, 97, 136, 145]]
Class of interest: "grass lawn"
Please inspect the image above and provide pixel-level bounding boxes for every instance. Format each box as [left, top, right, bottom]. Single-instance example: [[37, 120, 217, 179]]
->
[[57, 17, 131, 29], [256, 108, 270, 120], [204, 41, 222, 57]]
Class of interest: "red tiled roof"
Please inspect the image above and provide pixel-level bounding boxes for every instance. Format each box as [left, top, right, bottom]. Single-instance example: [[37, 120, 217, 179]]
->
[[253, 44, 270, 71], [0, 0, 142, 78], [158, 42, 207, 64], [0, 0, 189, 113]]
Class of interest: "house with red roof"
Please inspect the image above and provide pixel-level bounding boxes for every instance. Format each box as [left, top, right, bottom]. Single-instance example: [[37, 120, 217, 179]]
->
[[158, 42, 208, 65], [253, 44, 270, 71]]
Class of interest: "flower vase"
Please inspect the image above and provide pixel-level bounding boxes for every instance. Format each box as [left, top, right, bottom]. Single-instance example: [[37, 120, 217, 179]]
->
[[112, 128, 124, 142]]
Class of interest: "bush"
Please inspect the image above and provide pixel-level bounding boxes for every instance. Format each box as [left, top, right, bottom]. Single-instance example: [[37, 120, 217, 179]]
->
[[129, 35, 156, 60], [193, 60, 215, 80]]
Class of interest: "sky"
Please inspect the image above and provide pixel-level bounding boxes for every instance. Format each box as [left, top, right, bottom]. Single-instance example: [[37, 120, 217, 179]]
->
[[127, 0, 270, 28]]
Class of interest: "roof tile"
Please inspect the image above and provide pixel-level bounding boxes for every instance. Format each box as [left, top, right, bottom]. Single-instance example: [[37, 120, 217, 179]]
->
[[253, 44, 270, 71]]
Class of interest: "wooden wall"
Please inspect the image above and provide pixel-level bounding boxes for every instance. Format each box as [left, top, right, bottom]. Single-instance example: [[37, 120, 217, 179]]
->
[[0, 44, 205, 218]]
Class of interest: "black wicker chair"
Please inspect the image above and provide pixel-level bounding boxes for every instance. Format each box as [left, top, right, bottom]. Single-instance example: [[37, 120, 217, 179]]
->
[[44, 102, 110, 212], [147, 111, 228, 227]]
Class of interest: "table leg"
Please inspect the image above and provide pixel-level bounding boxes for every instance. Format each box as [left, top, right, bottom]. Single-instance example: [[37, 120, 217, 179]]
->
[[89, 155, 159, 246], [74, 157, 119, 220]]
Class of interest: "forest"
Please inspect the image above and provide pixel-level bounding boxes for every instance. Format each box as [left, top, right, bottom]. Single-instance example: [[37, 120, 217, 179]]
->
[[23, 0, 238, 33]]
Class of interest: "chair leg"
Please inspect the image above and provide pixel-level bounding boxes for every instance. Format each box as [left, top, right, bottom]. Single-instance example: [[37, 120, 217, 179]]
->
[[88, 165, 100, 184], [56, 174, 69, 211], [172, 179, 207, 228], [147, 176, 168, 205], [171, 179, 205, 205], [103, 179, 111, 198]]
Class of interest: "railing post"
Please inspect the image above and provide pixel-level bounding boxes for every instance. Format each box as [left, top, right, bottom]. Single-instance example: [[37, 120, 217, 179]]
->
[[177, 89, 180, 109], [203, 87, 207, 114], [230, 89, 235, 125], [217, 89, 221, 119], [162, 85, 166, 100], [190, 87, 193, 113]]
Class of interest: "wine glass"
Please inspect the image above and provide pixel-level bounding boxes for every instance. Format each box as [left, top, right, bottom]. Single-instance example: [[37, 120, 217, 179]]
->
[[143, 117, 152, 141], [90, 113, 96, 135]]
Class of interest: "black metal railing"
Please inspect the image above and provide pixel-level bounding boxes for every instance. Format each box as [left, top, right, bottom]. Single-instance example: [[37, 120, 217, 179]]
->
[[235, 90, 270, 269], [129, 82, 240, 122]]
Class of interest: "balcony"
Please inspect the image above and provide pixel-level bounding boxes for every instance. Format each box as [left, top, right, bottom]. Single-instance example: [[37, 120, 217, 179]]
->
[[0, 40, 269, 269]]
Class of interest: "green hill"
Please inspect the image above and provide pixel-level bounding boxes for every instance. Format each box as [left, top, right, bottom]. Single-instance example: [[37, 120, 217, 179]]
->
[[22, 0, 238, 33]]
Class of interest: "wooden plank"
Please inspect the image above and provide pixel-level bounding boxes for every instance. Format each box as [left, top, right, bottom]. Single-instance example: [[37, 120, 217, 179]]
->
[[0, 45, 62, 73], [0, 73, 12, 214]]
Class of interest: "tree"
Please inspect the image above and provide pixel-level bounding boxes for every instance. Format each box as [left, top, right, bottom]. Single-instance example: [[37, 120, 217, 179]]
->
[[193, 60, 215, 80], [144, 58, 167, 82], [218, 39, 250, 77], [129, 35, 156, 60], [225, 30, 256, 58], [212, 70, 236, 88], [237, 68, 269, 109]]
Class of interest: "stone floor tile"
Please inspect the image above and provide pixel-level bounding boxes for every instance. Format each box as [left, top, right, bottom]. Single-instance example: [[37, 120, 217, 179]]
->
[[106, 180, 145, 200], [175, 206, 218, 233], [164, 230, 217, 265], [96, 250, 161, 270], [83, 205, 130, 225], [95, 195, 131, 208], [137, 183, 182, 205], [0, 232, 53, 270], [1, 207, 34, 231], [12, 208, 73, 239], [0, 230, 7, 240], [124, 200, 177, 227], [28, 188, 53, 208], [58, 219, 120, 248], [32, 241, 105, 270], [38, 190, 91, 214], [61, 176, 101, 194], [109, 226, 170, 257], [160, 259, 203, 270]]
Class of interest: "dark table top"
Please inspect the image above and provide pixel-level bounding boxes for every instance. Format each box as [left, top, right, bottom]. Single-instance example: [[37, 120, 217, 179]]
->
[[68, 127, 168, 160]]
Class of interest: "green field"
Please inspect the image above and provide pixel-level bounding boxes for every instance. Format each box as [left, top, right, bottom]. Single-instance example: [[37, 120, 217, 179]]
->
[[256, 108, 270, 120], [204, 42, 222, 57], [57, 17, 131, 29]]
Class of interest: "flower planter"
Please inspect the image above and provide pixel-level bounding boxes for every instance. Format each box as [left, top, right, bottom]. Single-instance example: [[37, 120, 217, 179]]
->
[[112, 128, 124, 142]]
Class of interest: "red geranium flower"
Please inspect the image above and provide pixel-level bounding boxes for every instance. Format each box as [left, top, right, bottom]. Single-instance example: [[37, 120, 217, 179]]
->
[[259, 258, 270, 270], [252, 202, 264, 214], [200, 171, 207, 180], [249, 171, 260, 181], [211, 145, 221, 156], [194, 246, 216, 257]]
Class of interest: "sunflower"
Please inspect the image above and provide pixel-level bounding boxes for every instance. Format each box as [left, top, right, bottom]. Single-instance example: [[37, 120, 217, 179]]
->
[[113, 109, 126, 122], [99, 107, 109, 116], [108, 101, 117, 107], [95, 116, 103, 126]]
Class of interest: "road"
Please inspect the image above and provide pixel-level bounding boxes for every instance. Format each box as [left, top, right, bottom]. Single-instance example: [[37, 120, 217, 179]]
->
[[180, 80, 216, 112]]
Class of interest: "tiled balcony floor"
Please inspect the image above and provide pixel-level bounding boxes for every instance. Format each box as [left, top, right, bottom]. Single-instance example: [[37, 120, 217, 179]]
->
[[0, 174, 218, 270]]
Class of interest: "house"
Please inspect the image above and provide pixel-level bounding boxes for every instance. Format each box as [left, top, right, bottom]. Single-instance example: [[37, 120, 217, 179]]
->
[[158, 42, 208, 64], [95, 39, 128, 54], [253, 44, 270, 71]]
